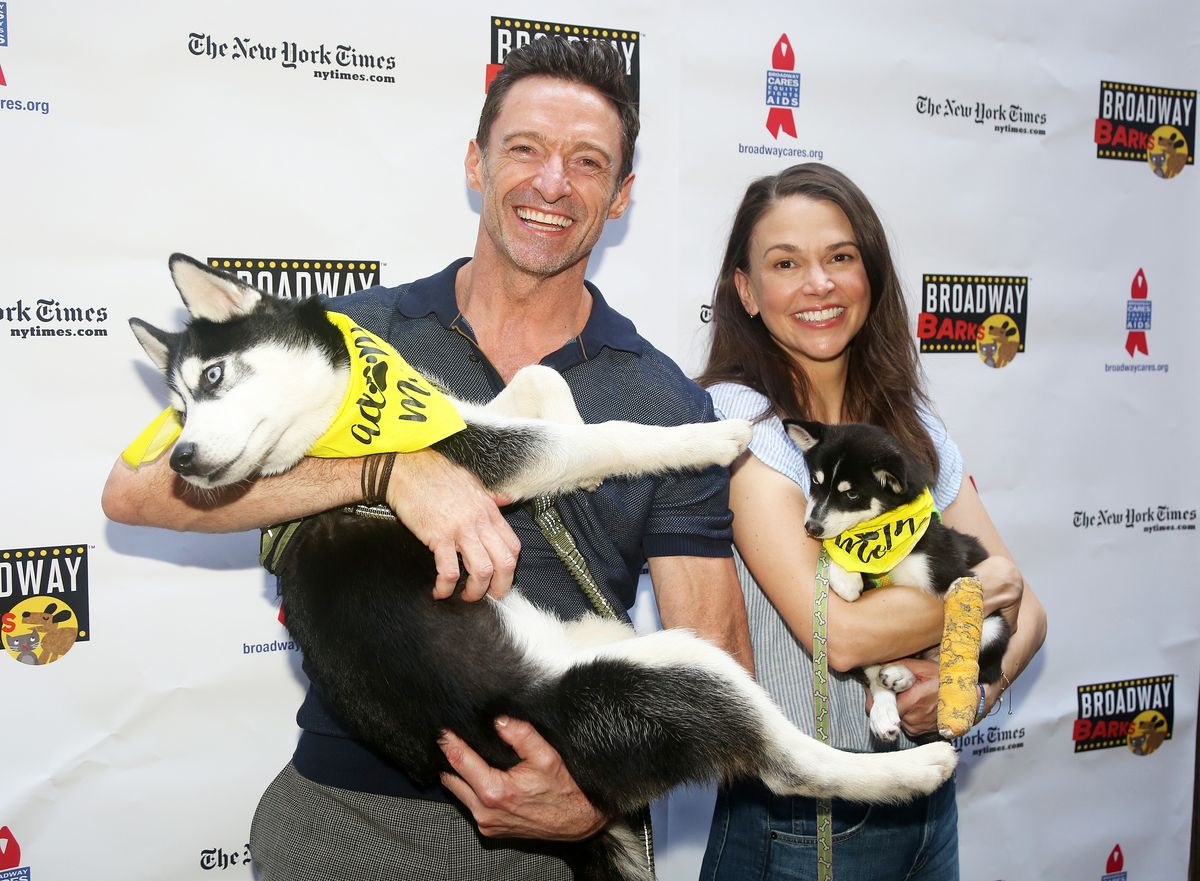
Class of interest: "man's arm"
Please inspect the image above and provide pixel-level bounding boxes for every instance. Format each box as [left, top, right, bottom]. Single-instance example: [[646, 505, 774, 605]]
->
[[101, 448, 521, 599], [649, 554, 754, 674]]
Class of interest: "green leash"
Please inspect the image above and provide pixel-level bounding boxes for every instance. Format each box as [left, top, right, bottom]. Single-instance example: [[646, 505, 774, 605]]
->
[[813, 548, 834, 881], [529, 495, 656, 877]]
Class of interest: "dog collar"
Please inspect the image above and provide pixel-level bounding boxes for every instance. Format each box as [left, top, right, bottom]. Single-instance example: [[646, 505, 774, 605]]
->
[[822, 487, 938, 576], [306, 312, 466, 457]]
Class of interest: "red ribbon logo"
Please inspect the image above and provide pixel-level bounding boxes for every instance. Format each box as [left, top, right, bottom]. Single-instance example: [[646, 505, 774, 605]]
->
[[0, 826, 21, 871], [0, 61, 7, 88], [766, 34, 797, 139], [1106, 843, 1124, 874], [1125, 268, 1148, 357]]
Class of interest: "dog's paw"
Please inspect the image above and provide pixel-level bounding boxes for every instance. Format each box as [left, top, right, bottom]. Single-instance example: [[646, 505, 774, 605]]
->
[[869, 698, 902, 742], [894, 742, 958, 797], [880, 663, 916, 693], [829, 566, 864, 603], [703, 419, 752, 465]]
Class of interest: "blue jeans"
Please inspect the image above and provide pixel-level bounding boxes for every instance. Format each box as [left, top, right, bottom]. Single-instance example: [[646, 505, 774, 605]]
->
[[700, 775, 959, 881]]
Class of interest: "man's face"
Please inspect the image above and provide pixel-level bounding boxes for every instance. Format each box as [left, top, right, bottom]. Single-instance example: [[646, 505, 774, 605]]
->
[[466, 76, 634, 278]]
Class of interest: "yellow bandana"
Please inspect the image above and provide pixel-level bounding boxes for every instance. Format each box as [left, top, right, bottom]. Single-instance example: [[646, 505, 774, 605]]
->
[[822, 488, 938, 576], [120, 312, 467, 469], [307, 312, 466, 457]]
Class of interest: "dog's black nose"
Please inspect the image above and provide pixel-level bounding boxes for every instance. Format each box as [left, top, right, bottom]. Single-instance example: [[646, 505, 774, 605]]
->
[[804, 520, 823, 539], [170, 442, 199, 476]]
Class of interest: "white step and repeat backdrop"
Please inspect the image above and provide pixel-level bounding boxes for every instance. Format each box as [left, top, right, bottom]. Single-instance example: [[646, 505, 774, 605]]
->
[[1, 2, 1196, 879]]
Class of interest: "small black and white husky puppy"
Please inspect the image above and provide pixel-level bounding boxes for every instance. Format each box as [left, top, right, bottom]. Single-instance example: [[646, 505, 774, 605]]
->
[[785, 420, 1010, 742], [129, 255, 957, 881]]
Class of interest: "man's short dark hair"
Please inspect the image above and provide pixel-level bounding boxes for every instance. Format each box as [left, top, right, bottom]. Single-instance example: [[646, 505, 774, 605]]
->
[[476, 37, 640, 184]]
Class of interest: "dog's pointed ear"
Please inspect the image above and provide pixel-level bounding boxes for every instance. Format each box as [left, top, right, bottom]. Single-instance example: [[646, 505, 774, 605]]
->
[[784, 419, 824, 452], [872, 454, 906, 494], [129, 318, 178, 372], [169, 253, 262, 322]]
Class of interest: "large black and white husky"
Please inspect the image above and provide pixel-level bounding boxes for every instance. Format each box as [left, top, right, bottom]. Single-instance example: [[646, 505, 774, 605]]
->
[[130, 255, 957, 881]]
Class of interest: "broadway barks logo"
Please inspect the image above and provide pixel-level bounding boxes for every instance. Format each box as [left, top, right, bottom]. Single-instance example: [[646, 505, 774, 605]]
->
[[1094, 80, 1196, 179], [187, 33, 397, 85], [206, 258, 380, 299], [1073, 675, 1174, 755], [1, 544, 90, 666], [486, 17, 639, 102], [917, 274, 1027, 368]]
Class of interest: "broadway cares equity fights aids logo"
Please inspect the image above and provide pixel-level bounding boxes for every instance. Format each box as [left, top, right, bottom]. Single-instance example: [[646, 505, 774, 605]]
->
[[485, 16, 639, 101], [0, 825, 31, 881], [917, 274, 1027, 368], [0, 2, 50, 117], [1073, 675, 1174, 755], [1103, 844, 1127, 881], [207, 257, 380, 299], [1104, 268, 1168, 375], [1094, 80, 1196, 179], [1, 545, 91, 666], [0, 2, 8, 86], [737, 34, 824, 163]]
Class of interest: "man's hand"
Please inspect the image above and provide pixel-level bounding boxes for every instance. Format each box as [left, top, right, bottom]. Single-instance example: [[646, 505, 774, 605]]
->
[[438, 716, 607, 841], [384, 450, 520, 601]]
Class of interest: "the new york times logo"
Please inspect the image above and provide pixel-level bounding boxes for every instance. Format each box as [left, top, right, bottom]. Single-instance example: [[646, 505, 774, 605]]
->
[[206, 258, 380, 299], [487, 17, 639, 103], [188, 34, 398, 84]]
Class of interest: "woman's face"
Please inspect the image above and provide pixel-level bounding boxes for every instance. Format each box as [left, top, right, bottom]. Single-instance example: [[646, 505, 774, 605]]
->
[[734, 196, 871, 371]]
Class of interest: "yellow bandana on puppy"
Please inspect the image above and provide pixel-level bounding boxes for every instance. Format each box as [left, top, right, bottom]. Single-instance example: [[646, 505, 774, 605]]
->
[[121, 312, 466, 468], [823, 488, 938, 576]]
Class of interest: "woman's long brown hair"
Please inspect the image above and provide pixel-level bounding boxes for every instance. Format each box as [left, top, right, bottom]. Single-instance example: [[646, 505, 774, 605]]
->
[[697, 163, 939, 476]]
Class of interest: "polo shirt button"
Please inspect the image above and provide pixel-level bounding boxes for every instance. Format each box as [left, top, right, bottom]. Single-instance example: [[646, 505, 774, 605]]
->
[[468, 354, 481, 362]]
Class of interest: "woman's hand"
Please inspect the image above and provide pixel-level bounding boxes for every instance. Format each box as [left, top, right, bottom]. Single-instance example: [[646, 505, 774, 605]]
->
[[865, 658, 941, 738]]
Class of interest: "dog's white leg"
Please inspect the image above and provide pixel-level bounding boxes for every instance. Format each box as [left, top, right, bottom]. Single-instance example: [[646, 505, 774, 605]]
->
[[865, 664, 904, 742], [484, 365, 584, 424], [490, 418, 752, 500], [583, 630, 955, 805], [827, 562, 864, 602]]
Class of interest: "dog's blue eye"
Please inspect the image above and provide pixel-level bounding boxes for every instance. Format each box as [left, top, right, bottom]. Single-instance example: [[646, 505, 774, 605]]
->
[[201, 361, 225, 391], [845, 491, 860, 501]]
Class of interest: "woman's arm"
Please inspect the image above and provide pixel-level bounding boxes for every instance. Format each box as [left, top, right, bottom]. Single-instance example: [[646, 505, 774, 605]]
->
[[730, 453, 1029, 673], [893, 472, 1047, 735]]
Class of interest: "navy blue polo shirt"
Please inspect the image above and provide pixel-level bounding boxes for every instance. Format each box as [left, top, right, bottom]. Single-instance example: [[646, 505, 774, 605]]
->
[[293, 258, 733, 799]]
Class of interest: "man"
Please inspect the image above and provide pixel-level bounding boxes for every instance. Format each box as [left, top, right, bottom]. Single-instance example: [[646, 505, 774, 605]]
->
[[102, 37, 750, 879]]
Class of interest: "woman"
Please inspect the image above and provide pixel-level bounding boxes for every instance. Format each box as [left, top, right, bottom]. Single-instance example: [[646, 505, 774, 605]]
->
[[698, 163, 1046, 881]]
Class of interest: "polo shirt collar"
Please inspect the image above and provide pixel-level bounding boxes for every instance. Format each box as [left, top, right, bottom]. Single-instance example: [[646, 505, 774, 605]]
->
[[398, 258, 642, 364]]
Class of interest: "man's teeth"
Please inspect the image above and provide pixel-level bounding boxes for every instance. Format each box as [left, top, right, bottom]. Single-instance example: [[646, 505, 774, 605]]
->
[[517, 208, 573, 228], [795, 307, 845, 323]]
